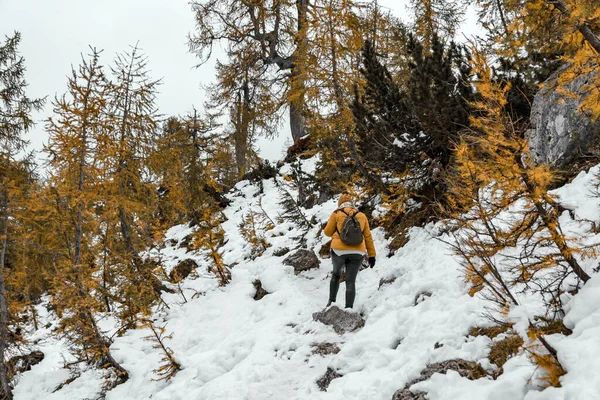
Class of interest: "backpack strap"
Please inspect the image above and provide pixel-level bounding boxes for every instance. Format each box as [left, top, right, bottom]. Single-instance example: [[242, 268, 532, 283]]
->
[[334, 208, 358, 235], [335, 207, 357, 217]]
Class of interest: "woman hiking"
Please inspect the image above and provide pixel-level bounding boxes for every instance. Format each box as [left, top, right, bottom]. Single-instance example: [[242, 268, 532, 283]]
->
[[323, 192, 376, 309]]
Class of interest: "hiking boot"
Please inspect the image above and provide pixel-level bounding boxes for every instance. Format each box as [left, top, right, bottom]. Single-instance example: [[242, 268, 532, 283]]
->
[[326, 300, 333, 308]]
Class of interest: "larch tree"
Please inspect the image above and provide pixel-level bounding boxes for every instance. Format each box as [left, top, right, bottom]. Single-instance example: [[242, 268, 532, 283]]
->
[[442, 48, 600, 386], [444, 48, 595, 319], [150, 111, 235, 227], [0, 32, 44, 400], [409, 0, 466, 47], [189, 0, 310, 142], [309, 1, 408, 201], [101, 44, 164, 327], [45, 48, 129, 385], [205, 44, 280, 180], [477, 0, 600, 119]]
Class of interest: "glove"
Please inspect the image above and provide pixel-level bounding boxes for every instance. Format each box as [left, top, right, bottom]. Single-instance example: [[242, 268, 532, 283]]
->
[[368, 257, 376, 268]]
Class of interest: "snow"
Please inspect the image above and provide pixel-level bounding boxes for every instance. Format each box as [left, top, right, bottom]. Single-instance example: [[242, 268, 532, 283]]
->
[[12, 163, 600, 400]]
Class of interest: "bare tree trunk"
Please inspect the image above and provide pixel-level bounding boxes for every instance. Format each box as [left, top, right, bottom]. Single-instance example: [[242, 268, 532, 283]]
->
[[234, 81, 251, 179], [74, 76, 91, 268], [289, 97, 307, 142], [0, 197, 13, 400], [290, 0, 309, 142], [101, 229, 111, 312]]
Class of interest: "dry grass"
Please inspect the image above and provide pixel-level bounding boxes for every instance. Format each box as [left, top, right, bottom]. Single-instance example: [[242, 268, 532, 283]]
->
[[469, 324, 511, 340], [489, 335, 524, 368]]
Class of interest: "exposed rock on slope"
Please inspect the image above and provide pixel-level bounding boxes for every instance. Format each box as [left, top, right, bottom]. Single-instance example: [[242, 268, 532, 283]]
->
[[392, 360, 488, 400], [312, 306, 365, 334], [527, 66, 600, 168], [283, 248, 320, 274]]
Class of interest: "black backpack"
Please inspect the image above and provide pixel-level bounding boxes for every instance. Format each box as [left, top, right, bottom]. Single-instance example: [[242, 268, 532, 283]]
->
[[336, 208, 363, 245]]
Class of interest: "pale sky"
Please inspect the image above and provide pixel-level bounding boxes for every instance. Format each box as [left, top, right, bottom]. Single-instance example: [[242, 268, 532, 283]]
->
[[0, 0, 479, 164]]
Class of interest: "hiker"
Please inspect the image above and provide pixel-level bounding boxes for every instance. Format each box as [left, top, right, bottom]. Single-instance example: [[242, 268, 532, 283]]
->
[[323, 192, 376, 309]]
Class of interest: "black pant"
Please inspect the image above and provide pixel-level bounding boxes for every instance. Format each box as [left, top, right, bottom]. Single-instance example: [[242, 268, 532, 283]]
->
[[329, 251, 364, 308]]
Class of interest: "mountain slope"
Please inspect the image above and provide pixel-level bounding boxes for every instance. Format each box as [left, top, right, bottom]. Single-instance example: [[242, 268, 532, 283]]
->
[[12, 159, 600, 400]]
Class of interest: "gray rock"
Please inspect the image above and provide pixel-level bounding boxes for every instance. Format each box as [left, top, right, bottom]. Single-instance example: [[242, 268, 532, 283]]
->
[[379, 276, 397, 289], [253, 279, 269, 300], [392, 389, 427, 400], [392, 359, 488, 400], [527, 66, 600, 167], [312, 306, 365, 334], [283, 249, 320, 274], [316, 367, 342, 391], [414, 291, 432, 306]]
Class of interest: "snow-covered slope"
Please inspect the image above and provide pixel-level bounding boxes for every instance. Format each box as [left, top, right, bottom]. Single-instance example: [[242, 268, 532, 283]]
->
[[12, 160, 600, 400]]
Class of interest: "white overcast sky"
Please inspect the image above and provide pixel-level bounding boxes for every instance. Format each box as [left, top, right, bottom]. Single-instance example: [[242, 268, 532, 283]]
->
[[0, 0, 478, 164]]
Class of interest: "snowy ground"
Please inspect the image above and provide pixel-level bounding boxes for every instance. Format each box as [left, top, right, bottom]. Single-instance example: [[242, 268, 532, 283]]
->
[[12, 160, 600, 400]]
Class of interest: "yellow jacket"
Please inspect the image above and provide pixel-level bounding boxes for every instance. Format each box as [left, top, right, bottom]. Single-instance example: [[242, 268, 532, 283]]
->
[[324, 207, 376, 257]]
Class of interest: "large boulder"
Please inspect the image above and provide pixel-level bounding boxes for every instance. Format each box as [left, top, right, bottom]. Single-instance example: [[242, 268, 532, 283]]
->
[[312, 306, 365, 334], [527, 66, 600, 168], [283, 249, 320, 274]]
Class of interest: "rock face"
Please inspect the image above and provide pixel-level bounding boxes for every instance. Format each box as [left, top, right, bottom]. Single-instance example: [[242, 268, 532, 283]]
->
[[316, 367, 342, 391], [312, 306, 365, 334], [392, 359, 487, 400], [527, 66, 600, 167], [283, 249, 320, 274]]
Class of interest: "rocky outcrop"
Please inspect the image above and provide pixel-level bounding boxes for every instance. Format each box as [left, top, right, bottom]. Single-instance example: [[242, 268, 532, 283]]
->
[[392, 359, 488, 400], [527, 66, 600, 167], [312, 306, 365, 334], [283, 249, 320, 274]]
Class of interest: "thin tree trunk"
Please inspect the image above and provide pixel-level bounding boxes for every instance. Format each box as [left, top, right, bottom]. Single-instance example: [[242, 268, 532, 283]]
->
[[0, 198, 13, 400], [74, 76, 91, 267], [495, 0, 509, 36], [101, 229, 111, 312], [550, 0, 600, 53], [234, 81, 250, 179], [290, 0, 309, 142]]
